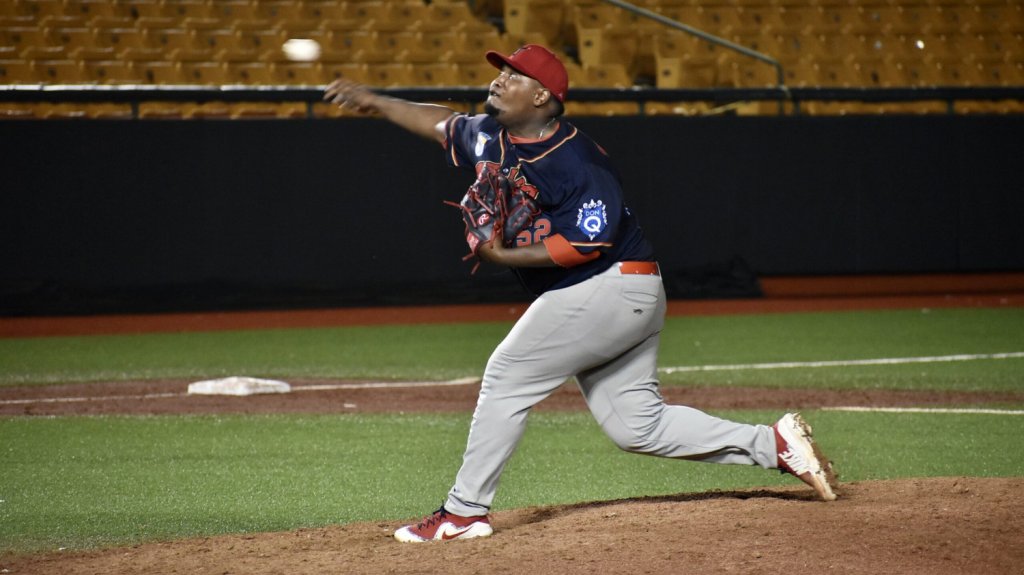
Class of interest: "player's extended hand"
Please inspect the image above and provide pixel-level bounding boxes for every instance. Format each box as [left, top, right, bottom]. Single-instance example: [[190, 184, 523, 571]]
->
[[475, 238, 505, 264], [324, 79, 378, 114]]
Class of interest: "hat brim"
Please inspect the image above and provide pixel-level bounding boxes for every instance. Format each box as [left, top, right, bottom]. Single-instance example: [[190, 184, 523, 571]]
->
[[485, 51, 519, 75]]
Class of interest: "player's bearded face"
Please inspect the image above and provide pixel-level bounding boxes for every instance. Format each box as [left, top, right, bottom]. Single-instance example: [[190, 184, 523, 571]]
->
[[486, 66, 540, 123]]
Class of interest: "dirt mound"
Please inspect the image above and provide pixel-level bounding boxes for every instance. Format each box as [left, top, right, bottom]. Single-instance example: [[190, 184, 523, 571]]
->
[[5, 477, 1021, 575]]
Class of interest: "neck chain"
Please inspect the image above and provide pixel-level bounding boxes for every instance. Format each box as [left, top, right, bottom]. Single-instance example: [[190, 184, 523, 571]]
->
[[537, 118, 556, 139]]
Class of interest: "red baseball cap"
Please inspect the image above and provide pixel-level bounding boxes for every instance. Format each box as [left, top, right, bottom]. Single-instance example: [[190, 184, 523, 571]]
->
[[485, 44, 569, 103]]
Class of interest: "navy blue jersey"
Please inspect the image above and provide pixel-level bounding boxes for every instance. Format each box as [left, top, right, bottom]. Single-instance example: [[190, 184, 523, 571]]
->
[[445, 113, 655, 295]]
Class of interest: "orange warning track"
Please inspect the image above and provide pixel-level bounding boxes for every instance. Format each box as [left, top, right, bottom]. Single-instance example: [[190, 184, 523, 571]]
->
[[2, 274, 1022, 338]]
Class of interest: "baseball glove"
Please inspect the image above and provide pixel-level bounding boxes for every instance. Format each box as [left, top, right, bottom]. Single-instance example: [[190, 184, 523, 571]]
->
[[447, 167, 540, 272]]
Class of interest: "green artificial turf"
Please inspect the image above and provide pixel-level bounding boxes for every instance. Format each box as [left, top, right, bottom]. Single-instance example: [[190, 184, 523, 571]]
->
[[2, 409, 1022, 553], [2, 308, 1022, 392]]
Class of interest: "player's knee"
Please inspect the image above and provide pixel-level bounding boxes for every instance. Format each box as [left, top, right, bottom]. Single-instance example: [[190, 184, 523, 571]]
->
[[602, 419, 661, 454]]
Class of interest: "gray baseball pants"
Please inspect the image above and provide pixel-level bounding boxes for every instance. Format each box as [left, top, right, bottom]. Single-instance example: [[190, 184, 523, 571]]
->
[[445, 263, 779, 517]]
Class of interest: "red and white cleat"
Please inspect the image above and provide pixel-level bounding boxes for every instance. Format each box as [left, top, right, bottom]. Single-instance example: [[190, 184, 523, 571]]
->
[[394, 507, 494, 543]]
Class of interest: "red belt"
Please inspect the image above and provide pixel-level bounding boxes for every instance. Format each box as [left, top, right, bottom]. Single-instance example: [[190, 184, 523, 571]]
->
[[618, 261, 660, 276]]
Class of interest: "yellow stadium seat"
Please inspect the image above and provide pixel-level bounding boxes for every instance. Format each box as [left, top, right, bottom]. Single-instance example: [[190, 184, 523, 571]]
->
[[254, 0, 306, 23], [379, 30, 423, 58], [192, 29, 244, 53], [0, 103, 40, 118], [504, 0, 565, 46], [64, 0, 122, 21], [0, 59, 39, 83], [19, 45, 69, 61], [966, 3, 1024, 34], [88, 102, 135, 119], [564, 102, 641, 117], [721, 56, 781, 88], [137, 101, 191, 119], [170, 46, 216, 62], [39, 14, 88, 28], [572, 2, 649, 47], [187, 102, 233, 119], [784, 59, 820, 88], [226, 62, 275, 84], [330, 29, 387, 63], [853, 57, 908, 88], [237, 29, 287, 58], [35, 59, 89, 83], [452, 61, 498, 86], [321, 62, 370, 84], [894, 59, 941, 87], [81, 59, 144, 83], [420, 2, 492, 34], [575, 63, 634, 88], [972, 56, 1024, 86], [179, 61, 229, 84], [137, 61, 186, 84], [731, 5, 789, 36], [209, 1, 262, 22], [159, 0, 214, 20], [363, 63, 417, 87], [813, 59, 865, 87], [576, 26, 639, 76], [272, 61, 324, 85], [1, 26, 53, 49], [52, 26, 97, 51], [148, 28, 199, 54], [92, 27, 148, 51], [955, 99, 1024, 115], [408, 62, 458, 86], [121, 0, 170, 20], [655, 55, 720, 88], [773, 6, 820, 36], [644, 101, 712, 117], [38, 103, 92, 119], [231, 102, 309, 119], [350, 1, 430, 33], [26, 0, 69, 20]]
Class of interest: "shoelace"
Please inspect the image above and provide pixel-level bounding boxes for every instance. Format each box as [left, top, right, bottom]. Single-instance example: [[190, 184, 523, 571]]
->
[[416, 507, 448, 530]]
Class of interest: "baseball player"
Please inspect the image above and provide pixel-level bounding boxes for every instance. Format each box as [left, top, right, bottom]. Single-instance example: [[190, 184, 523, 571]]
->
[[324, 44, 837, 543]]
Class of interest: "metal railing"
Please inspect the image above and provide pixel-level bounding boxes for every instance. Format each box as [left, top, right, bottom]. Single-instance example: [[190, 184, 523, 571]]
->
[[601, 0, 786, 90]]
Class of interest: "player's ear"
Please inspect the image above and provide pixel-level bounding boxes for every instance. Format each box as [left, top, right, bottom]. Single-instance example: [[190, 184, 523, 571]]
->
[[533, 88, 552, 108]]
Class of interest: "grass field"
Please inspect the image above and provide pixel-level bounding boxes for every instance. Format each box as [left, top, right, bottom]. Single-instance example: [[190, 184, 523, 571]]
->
[[1, 307, 1022, 553]]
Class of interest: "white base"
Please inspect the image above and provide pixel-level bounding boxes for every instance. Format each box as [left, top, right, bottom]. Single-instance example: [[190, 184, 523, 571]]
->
[[187, 376, 291, 396]]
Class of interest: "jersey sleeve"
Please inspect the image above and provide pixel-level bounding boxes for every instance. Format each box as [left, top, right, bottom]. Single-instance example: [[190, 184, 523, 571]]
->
[[444, 114, 498, 169], [548, 164, 624, 257]]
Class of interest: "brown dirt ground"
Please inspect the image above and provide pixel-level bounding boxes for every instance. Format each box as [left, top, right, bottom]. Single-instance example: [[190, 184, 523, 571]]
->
[[3, 282, 1024, 574]]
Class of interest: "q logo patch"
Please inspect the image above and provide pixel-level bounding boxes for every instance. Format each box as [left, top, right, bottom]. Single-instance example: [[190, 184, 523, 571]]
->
[[474, 132, 492, 157], [577, 199, 607, 240]]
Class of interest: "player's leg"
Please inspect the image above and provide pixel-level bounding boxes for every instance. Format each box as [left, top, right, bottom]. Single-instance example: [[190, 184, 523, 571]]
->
[[575, 272, 777, 467], [575, 274, 837, 499], [577, 330, 776, 467], [445, 265, 669, 516]]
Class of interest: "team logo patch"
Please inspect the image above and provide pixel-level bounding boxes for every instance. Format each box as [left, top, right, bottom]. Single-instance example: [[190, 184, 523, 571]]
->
[[577, 199, 607, 240], [474, 132, 492, 157]]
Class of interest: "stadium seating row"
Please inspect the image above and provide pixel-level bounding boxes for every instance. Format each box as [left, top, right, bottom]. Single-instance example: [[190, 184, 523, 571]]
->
[[0, 58, 511, 86], [1, 0, 1022, 117]]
